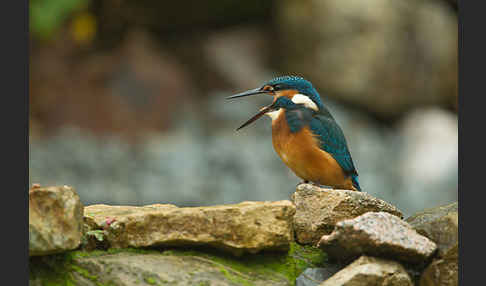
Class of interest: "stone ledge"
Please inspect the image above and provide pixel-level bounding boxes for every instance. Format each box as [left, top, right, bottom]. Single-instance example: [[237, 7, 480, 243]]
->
[[84, 200, 296, 256]]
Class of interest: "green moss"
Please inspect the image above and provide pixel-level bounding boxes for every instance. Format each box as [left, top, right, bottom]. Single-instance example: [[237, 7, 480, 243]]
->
[[70, 264, 98, 281], [144, 276, 157, 285], [30, 251, 119, 286], [29, 255, 78, 286], [218, 267, 254, 286], [86, 230, 107, 242], [67, 247, 158, 260], [158, 243, 327, 285], [30, 243, 328, 286]]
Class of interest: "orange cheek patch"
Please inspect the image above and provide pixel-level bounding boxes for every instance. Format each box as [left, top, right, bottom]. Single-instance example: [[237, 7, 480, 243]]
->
[[271, 89, 299, 104], [275, 89, 299, 100]]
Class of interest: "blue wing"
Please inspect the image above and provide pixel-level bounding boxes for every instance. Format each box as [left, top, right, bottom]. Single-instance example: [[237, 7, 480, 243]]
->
[[309, 113, 358, 178]]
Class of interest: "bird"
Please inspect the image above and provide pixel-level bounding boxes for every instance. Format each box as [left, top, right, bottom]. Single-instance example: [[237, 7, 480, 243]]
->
[[226, 76, 361, 192]]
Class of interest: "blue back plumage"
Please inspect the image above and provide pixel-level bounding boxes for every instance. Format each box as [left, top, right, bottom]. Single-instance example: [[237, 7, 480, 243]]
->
[[310, 112, 361, 191], [309, 112, 358, 174]]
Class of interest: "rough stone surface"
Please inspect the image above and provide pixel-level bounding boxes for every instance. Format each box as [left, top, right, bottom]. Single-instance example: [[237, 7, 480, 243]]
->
[[292, 184, 403, 245], [84, 200, 295, 255], [406, 202, 458, 257], [296, 266, 343, 286], [420, 244, 458, 286], [318, 212, 437, 263], [29, 250, 292, 286], [30, 243, 328, 286], [319, 256, 413, 286], [29, 185, 84, 256]]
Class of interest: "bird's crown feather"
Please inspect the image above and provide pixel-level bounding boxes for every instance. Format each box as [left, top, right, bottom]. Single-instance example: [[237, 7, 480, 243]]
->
[[265, 75, 323, 110]]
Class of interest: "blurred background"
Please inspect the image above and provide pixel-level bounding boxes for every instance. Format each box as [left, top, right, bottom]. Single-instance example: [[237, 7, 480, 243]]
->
[[29, 0, 458, 217]]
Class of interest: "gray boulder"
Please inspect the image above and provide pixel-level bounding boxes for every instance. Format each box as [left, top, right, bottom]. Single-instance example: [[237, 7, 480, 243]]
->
[[318, 212, 437, 263]]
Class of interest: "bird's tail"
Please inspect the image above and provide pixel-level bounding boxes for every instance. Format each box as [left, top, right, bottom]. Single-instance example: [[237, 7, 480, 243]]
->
[[351, 175, 362, 192]]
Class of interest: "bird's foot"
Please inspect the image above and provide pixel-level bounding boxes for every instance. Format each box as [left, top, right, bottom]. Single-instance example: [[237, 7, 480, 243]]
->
[[297, 180, 334, 189], [296, 180, 310, 188], [310, 182, 334, 189]]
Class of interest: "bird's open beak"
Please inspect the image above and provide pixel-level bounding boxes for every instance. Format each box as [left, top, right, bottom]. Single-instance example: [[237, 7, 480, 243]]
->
[[236, 105, 275, 131], [227, 87, 276, 130], [226, 88, 272, 100]]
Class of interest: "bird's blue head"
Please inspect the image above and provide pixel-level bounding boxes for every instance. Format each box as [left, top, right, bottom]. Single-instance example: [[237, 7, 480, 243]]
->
[[264, 76, 323, 110], [227, 76, 324, 130]]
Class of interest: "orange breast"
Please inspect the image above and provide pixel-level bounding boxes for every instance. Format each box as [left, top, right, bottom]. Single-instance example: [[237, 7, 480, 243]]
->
[[271, 110, 354, 189]]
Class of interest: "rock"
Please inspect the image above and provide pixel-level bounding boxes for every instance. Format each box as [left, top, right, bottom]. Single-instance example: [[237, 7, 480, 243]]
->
[[29, 185, 84, 256], [292, 184, 403, 245], [406, 202, 458, 257], [84, 200, 295, 255], [296, 266, 343, 286], [318, 212, 437, 263], [320, 256, 413, 286], [419, 244, 458, 286], [30, 250, 290, 286], [29, 243, 328, 286], [277, 0, 457, 118]]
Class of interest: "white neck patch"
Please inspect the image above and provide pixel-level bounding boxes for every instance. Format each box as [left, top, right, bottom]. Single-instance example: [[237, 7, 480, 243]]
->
[[291, 94, 318, 111], [266, 109, 283, 121]]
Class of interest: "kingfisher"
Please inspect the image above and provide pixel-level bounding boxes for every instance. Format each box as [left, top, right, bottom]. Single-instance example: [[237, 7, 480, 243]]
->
[[227, 76, 361, 192]]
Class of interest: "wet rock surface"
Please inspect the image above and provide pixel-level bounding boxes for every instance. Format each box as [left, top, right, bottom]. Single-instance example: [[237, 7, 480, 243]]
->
[[406, 202, 458, 257], [296, 266, 343, 286], [29, 185, 84, 256], [30, 250, 290, 286], [320, 256, 413, 286], [318, 212, 437, 263], [29, 243, 329, 286], [84, 200, 295, 256], [292, 184, 403, 245]]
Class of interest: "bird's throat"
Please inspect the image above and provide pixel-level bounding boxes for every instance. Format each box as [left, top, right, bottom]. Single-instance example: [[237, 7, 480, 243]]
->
[[266, 108, 284, 121]]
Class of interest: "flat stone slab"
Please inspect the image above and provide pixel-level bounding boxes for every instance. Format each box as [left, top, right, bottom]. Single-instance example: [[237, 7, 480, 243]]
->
[[319, 256, 413, 286], [292, 184, 403, 245], [318, 212, 437, 263], [84, 200, 295, 256], [30, 249, 293, 286], [406, 202, 458, 257], [29, 185, 84, 256]]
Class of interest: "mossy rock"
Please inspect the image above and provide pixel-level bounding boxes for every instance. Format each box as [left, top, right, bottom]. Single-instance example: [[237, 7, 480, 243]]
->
[[29, 243, 328, 286]]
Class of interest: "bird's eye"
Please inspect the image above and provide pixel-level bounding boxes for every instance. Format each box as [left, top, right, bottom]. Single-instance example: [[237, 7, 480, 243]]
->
[[263, 85, 274, 92]]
